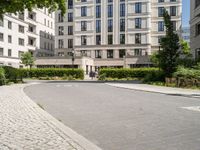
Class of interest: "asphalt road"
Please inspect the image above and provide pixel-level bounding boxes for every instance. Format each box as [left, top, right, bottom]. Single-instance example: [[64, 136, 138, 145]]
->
[[24, 82, 200, 150]]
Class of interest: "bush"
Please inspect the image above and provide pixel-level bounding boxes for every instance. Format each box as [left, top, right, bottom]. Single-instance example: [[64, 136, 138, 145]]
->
[[143, 70, 165, 83], [99, 68, 159, 80], [19, 68, 84, 80], [173, 66, 200, 79], [0, 67, 6, 86], [2, 66, 22, 83]]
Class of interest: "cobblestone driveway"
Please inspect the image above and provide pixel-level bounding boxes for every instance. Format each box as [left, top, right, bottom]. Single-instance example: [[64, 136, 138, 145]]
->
[[0, 84, 100, 150]]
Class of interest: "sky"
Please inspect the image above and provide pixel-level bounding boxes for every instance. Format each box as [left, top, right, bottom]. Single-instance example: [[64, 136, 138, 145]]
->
[[182, 0, 190, 27]]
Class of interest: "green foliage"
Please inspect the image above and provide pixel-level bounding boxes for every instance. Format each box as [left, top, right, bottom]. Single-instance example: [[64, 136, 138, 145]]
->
[[99, 68, 159, 80], [19, 68, 84, 80], [0, 67, 6, 86], [159, 10, 180, 77], [180, 39, 191, 55], [177, 56, 197, 68], [173, 66, 200, 79], [2, 66, 22, 83], [143, 71, 165, 83], [0, 0, 66, 19], [150, 52, 160, 67], [21, 52, 35, 68]]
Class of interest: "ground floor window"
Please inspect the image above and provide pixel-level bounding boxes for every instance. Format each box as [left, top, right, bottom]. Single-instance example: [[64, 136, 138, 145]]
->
[[107, 50, 113, 58]]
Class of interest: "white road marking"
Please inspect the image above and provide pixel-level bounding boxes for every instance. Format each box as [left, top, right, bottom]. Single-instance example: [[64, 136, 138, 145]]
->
[[182, 106, 200, 112]]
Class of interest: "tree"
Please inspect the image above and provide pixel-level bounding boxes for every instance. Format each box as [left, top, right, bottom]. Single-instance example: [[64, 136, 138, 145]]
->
[[159, 9, 180, 77], [0, 0, 66, 19], [180, 39, 191, 55], [21, 52, 35, 69], [150, 51, 160, 67]]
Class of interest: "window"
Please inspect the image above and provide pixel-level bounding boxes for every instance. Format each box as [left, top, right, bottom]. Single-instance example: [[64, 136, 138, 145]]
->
[[0, 33, 3, 41], [81, 0, 87, 2], [107, 50, 113, 58], [135, 33, 141, 44], [8, 35, 12, 43], [135, 18, 142, 29], [158, 36, 164, 43], [120, 19, 125, 32], [68, 39, 73, 48], [196, 22, 200, 36], [120, 3, 125, 17], [0, 19, 3, 27], [68, 13, 73, 22], [134, 49, 142, 56], [81, 6, 87, 17], [120, 34, 125, 44], [58, 26, 64, 35], [58, 39, 64, 48], [18, 51, 23, 58], [19, 38, 24, 46], [81, 35, 87, 45], [19, 25, 24, 33], [135, 2, 142, 13], [108, 19, 113, 32], [81, 21, 87, 31], [18, 12, 24, 20], [108, 4, 113, 17], [96, 0, 101, 3], [96, 20, 101, 33], [108, 35, 113, 44], [158, 21, 164, 31], [8, 21, 12, 29], [158, 0, 164, 2], [108, 0, 113, 3], [95, 50, 101, 58], [8, 49, 12, 57], [96, 5, 101, 18], [58, 13, 64, 22], [96, 35, 101, 45], [158, 7, 164, 17], [28, 12, 36, 20], [196, 0, 200, 8], [119, 49, 126, 58], [68, 0, 73, 9], [172, 21, 176, 31], [0, 48, 3, 56], [28, 37, 35, 46], [170, 6, 176, 16], [68, 26, 73, 35]]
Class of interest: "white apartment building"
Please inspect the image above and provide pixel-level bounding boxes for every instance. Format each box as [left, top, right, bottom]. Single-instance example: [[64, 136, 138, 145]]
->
[[190, 0, 200, 60], [0, 9, 55, 68], [52, 0, 182, 73]]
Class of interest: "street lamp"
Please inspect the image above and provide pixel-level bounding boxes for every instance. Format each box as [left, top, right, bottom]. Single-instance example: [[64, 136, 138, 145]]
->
[[71, 49, 75, 69]]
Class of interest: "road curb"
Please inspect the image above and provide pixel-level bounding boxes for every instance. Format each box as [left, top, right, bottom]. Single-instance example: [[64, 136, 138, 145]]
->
[[105, 83, 200, 99]]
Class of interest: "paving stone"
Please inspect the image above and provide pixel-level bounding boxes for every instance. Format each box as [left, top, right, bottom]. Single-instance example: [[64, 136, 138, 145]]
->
[[0, 85, 85, 150]]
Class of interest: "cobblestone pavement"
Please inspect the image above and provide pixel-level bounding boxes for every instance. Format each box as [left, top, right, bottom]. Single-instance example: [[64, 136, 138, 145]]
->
[[0, 84, 101, 150]]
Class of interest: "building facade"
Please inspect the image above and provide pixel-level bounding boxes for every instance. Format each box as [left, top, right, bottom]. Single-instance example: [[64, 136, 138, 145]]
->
[[190, 0, 200, 60], [54, 0, 182, 71], [0, 9, 55, 68]]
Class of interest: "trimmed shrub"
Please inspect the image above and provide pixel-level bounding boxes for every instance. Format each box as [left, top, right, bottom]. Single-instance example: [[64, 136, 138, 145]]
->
[[0, 67, 6, 86], [143, 70, 165, 83], [99, 68, 159, 80], [2, 66, 22, 83], [19, 68, 84, 80]]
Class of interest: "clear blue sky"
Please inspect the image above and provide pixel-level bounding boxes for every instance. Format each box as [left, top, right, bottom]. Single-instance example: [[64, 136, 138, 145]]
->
[[182, 0, 190, 27]]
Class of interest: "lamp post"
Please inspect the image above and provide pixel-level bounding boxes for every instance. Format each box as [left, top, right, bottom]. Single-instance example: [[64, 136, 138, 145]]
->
[[71, 49, 75, 69]]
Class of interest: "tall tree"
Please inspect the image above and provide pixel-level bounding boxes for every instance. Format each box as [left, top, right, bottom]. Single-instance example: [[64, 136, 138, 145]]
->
[[159, 9, 180, 77], [0, 0, 66, 18], [21, 52, 35, 69]]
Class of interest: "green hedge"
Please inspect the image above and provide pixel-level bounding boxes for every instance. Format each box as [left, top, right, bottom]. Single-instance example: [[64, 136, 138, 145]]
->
[[2, 66, 22, 83], [99, 68, 159, 79], [19, 68, 84, 79], [0, 67, 6, 85]]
